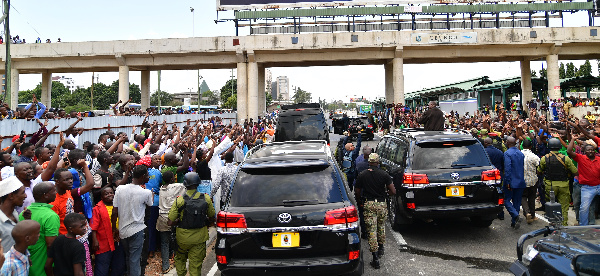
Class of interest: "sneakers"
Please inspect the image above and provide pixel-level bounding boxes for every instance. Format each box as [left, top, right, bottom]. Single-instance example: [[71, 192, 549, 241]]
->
[[511, 216, 521, 229], [377, 244, 384, 257], [526, 214, 534, 224], [370, 252, 380, 269], [162, 264, 174, 274]]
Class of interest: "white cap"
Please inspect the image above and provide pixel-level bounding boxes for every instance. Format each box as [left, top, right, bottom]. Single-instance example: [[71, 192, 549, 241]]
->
[[0, 176, 23, 197]]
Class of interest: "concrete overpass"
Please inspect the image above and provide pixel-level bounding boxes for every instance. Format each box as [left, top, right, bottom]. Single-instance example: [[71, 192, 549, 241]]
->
[[3, 26, 599, 120]]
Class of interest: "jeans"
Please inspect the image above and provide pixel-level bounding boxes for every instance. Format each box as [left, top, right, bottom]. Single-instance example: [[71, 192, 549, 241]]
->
[[122, 229, 145, 276], [94, 242, 126, 276], [504, 186, 525, 223], [160, 231, 172, 271], [146, 206, 160, 252], [573, 182, 598, 224], [579, 185, 600, 226]]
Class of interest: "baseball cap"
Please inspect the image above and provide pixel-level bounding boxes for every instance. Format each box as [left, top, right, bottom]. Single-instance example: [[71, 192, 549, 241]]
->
[[368, 153, 380, 163]]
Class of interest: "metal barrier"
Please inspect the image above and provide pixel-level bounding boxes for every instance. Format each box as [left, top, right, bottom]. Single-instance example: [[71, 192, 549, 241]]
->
[[0, 113, 237, 149]]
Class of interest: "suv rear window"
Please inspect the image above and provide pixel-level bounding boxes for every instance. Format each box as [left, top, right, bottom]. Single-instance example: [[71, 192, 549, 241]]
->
[[411, 140, 490, 170], [229, 166, 343, 207], [276, 112, 326, 141]]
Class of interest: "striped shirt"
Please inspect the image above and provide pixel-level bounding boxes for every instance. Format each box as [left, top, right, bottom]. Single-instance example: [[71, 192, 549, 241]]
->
[[0, 246, 30, 276]]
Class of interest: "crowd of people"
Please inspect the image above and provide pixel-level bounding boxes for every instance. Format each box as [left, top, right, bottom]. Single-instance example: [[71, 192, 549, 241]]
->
[[0, 113, 277, 276], [0, 35, 61, 44]]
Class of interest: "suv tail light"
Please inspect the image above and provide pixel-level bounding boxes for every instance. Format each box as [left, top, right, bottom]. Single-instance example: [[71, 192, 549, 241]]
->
[[403, 173, 429, 187], [217, 211, 247, 234], [324, 206, 359, 230], [368, 124, 373, 128], [481, 169, 501, 184]]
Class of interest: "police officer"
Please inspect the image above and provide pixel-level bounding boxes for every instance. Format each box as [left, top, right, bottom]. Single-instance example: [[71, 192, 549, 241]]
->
[[167, 172, 216, 276], [537, 138, 577, 226], [354, 153, 396, 269]]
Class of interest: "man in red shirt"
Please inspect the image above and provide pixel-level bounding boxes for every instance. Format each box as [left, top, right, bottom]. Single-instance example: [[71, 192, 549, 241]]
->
[[567, 137, 600, 226]]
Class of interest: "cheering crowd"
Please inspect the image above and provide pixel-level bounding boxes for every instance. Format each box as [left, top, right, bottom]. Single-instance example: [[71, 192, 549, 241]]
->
[[0, 113, 276, 276]]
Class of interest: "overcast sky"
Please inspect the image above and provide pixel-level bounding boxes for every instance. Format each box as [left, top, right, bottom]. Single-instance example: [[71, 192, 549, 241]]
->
[[10, 0, 598, 102]]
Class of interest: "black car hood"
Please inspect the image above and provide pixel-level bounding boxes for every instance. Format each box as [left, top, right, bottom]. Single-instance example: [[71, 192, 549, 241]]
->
[[536, 226, 600, 257]]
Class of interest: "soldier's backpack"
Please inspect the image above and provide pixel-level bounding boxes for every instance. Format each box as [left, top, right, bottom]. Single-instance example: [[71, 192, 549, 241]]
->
[[177, 191, 209, 229]]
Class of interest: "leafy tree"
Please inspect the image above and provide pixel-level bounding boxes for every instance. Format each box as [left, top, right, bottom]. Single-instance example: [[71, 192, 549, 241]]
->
[[577, 60, 593, 77], [538, 68, 547, 78], [65, 103, 91, 113], [265, 92, 273, 107], [566, 62, 577, 78], [559, 63, 566, 79], [150, 90, 173, 107], [530, 70, 537, 78], [202, 90, 220, 105], [292, 87, 312, 104], [220, 79, 237, 104], [223, 94, 237, 109]]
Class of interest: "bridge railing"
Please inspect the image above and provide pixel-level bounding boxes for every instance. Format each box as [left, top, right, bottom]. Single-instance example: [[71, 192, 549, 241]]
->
[[0, 113, 237, 150]]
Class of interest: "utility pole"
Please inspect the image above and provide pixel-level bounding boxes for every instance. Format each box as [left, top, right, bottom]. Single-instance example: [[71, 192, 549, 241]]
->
[[90, 72, 94, 110], [158, 70, 162, 114], [2, 0, 10, 105]]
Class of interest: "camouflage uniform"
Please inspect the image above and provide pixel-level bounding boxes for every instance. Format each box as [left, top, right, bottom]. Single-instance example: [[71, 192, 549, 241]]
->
[[364, 201, 387, 252]]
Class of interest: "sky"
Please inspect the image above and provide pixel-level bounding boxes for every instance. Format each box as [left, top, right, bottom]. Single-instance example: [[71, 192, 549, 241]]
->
[[9, 0, 599, 103]]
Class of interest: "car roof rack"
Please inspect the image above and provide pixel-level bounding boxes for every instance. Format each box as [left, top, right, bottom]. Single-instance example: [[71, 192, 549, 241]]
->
[[244, 140, 331, 161]]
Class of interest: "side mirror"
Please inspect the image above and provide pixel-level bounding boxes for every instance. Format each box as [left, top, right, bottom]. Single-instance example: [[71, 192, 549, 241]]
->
[[573, 253, 600, 276]]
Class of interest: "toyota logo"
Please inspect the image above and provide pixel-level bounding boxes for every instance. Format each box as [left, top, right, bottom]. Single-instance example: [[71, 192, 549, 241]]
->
[[278, 213, 292, 223], [450, 173, 460, 180]]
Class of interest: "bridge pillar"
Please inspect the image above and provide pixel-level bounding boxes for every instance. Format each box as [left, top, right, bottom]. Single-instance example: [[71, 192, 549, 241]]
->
[[258, 65, 266, 117], [247, 58, 259, 121], [393, 49, 405, 105], [546, 54, 560, 100], [520, 59, 532, 112], [41, 71, 52, 108], [118, 65, 130, 105], [140, 70, 150, 111], [237, 57, 248, 121], [10, 68, 19, 110], [384, 62, 393, 105]]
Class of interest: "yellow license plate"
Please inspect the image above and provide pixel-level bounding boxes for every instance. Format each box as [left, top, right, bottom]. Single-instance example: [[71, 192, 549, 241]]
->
[[272, 232, 300, 248], [446, 186, 464, 197]]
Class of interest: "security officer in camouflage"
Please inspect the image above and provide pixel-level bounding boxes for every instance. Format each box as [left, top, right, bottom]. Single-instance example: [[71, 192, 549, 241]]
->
[[354, 153, 396, 269], [537, 138, 577, 226]]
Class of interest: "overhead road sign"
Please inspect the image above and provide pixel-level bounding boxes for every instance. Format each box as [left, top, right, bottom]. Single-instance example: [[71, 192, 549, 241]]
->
[[233, 2, 593, 19], [218, 0, 592, 11]]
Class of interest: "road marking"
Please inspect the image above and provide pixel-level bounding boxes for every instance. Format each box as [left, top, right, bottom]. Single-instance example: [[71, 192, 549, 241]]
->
[[387, 221, 407, 246], [208, 263, 218, 276], [535, 213, 550, 224]]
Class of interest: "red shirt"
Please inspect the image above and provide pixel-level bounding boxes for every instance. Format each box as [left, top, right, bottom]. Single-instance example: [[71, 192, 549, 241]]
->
[[573, 153, 600, 186], [91, 201, 115, 254], [51, 189, 79, 235]]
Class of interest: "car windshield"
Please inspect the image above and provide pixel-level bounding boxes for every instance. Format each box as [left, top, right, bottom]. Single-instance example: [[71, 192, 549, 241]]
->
[[411, 140, 490, 170], [229, 166, 343, 207], [276, 112, 325, 141]]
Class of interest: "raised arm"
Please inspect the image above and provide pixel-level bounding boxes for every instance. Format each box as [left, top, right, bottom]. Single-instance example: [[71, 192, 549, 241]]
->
[[566, 133, 577, 160], [40, 132, 65, 181]]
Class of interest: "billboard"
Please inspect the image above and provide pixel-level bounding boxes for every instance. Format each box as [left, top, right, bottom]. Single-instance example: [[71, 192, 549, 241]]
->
[[217, 0, 535, 11]]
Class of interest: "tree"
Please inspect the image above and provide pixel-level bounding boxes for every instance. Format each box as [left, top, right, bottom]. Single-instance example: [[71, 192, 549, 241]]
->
[[530, 70, 537, 78], [265, 92, 273, 107], [220, 79, 237, 104], [223, 94, 237, 109], [538, 68, 547, 78], [577, 60, 593, 77], [566, 62, 577, 78], [150, 90, 173, 107], [292, 87, 312, 104], [202, 90, 219, 105], [559, 63, 566, 79]]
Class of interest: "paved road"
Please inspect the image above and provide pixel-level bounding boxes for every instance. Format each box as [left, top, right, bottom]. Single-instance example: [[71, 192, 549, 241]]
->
[[194, 132, 557, 276]]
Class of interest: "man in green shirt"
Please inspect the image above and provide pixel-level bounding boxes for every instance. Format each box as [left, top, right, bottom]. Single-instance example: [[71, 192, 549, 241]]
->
[[538, 138, 578, 226], [19, 182, 59, 276], [168, 172, 215, 276]]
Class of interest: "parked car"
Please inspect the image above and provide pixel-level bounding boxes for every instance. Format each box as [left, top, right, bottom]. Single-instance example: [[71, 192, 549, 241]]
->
[[509, 225, 600, 276], [215, 140, 363, 276], [376, 128, 504, 230], [347, 116, 375, 141], [275, 103, 330, 144]]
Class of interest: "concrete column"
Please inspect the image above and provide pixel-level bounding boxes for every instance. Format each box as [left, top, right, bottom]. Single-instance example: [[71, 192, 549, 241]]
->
[[546, 54, 561, 100], [247, 61, 259, 121], [10, 68, 19, 110], [41, 71, 52, 108], [392, 50, 405, 105], [520, 60, 532, 112], [118, 65, 130, 105], [236, 62, 248, 121], [384, 62, 394, 105], [140, 71, 150, 111], [258, 65, 266, 117]]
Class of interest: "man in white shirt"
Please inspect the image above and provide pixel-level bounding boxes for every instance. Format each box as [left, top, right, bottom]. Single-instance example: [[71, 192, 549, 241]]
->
[[112, 165, 153, 276]]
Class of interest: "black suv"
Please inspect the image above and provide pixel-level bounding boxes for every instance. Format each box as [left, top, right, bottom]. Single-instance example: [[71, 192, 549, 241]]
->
[[275, 103, 330, 144], [376, 128, 504, 230], [215, 141, 363, 276], [348, 116, 375, 141], [510, 225, 600, 276]]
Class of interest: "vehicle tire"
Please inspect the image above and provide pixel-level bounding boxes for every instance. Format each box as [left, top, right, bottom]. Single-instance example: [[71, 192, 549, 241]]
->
[[470, 217, 494, 227], [346, 259, 364, 276], [390, 196, 412, 231]]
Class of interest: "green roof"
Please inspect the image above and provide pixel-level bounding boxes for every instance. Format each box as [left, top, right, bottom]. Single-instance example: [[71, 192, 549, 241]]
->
[[474, 76, 522, 90], [236, 2, 592, 19], [405, 76, 492, 99]]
